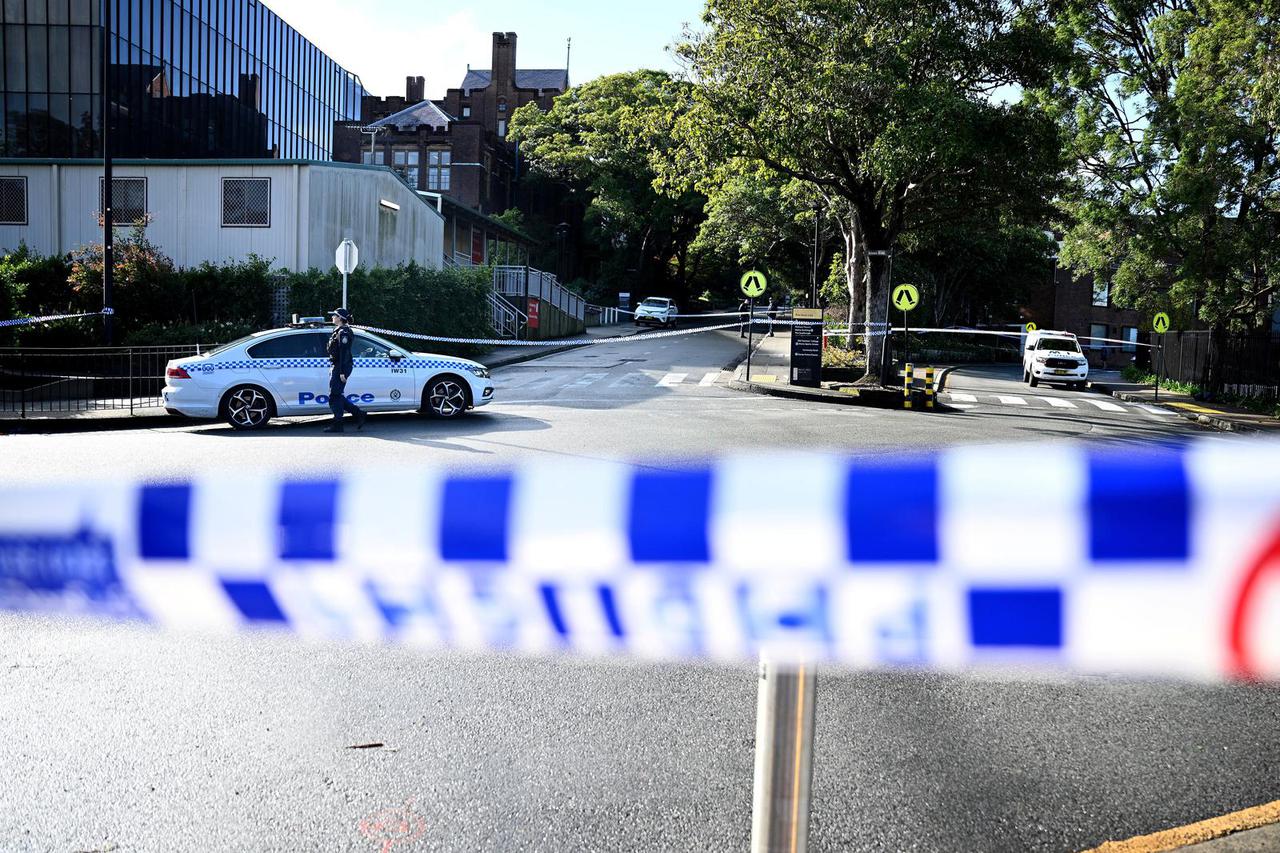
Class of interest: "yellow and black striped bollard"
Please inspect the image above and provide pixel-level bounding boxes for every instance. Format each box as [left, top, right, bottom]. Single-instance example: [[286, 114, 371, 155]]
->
[[903, 363, 914, 409], [925, 366, 935, 410]]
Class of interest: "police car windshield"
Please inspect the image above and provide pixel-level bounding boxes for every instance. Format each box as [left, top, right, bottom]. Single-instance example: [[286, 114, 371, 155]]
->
[[1038, 338, 1080, 352]]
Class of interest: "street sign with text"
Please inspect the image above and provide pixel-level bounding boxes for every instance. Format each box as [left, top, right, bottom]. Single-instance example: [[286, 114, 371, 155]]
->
[[789, 308, 823, 388]]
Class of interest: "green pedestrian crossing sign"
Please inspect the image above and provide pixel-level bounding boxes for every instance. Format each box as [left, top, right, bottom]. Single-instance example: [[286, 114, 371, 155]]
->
[[892, 284, 920, 312], [1153, 312, 1171, 333], [740, 270, 768, 298]]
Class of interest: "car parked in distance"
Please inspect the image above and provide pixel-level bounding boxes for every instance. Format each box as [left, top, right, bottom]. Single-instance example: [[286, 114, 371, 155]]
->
[[1023, 329, 1090, 389], [633, 297, 679, 328]]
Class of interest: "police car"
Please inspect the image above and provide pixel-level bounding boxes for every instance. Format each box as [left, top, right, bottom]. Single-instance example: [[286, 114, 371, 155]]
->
[[161, 317, 495, 430], [1022, 329, 1090, 389]]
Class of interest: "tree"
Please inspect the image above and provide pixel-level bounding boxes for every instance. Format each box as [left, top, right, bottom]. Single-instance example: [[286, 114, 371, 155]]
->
[[1039, 0, 1279, 389], [509, 70, 710, 302], [676, 0, 1066, 380]]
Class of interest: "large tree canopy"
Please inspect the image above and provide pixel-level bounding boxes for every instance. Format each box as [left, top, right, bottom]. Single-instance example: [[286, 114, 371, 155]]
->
[[509, 70, 710, 302], [1037, 0, 1278, 386], [675, 0, 1067, 378]]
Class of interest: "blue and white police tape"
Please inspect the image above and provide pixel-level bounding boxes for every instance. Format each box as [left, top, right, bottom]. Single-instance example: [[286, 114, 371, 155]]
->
[[0, 308, 113, 329], [3, 441, 1279, 681], [356, 320, 747, 347]]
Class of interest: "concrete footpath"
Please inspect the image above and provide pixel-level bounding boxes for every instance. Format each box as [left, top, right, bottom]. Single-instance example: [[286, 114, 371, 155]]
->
[[1089, 371, 1280, 435], [0, 324, 638, 433]]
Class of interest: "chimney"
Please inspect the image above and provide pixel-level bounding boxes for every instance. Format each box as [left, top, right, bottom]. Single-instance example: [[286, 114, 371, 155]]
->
[[405, 75, 425, 103], [492, 32, 517, 92]]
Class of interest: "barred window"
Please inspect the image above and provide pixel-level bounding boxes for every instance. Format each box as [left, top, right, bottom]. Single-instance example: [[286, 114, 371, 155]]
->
[[221, 178, 271, 227], [98, 177, 147, 226], [0, 177, 26, 225]]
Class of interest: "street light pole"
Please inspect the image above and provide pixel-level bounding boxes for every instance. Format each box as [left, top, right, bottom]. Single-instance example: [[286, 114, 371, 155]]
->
[[101, 0, 114, 345]]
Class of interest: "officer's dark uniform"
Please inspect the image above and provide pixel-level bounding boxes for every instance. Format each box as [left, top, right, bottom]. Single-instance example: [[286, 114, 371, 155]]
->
[[325, 312, 365, 432], [767, 298, 778, 336]]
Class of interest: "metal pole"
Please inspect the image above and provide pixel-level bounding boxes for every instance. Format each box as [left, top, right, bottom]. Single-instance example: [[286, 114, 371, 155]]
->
[[101, 0, 114, 345], [750, 658, 816, 853], [878, 253, 894, 385], [903, 362, 914, 409], [1154, 334, 1162, 403], [746, 296, 755, 382], [811, 205, 820, 309], [342, 269, 348, 311]]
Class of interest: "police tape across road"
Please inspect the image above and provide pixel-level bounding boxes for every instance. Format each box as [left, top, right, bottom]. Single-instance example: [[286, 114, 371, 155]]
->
[[0, 308, 114, 329], [2, 441, 1279, 682]]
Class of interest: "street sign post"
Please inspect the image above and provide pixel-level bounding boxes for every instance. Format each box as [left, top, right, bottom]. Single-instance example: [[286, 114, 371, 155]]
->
[[741, 271, 768, 382], [892, 284, 920, 370], [789, 308, 823, 387], [1153, 313, 1171, 403], [335, 239, 359, 309]]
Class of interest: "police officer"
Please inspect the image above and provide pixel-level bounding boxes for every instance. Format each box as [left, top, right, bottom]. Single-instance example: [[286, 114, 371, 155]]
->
[[767, 297, 778, 336], [324, 308, 366, 433]]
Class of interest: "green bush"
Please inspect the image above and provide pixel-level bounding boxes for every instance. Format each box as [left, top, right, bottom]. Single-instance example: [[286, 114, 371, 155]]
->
[[286, 262, 495, 358]]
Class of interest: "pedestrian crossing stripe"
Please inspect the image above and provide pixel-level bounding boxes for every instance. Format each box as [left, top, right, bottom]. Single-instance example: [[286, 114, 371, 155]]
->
[[941, 393, 1177, 415]]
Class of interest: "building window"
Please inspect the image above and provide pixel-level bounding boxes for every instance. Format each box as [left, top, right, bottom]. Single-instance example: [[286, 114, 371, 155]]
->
[[1092, 277, 1109, 307], [97, 177, 147, 226], [428, 150, 451, 191], [393, 149, 420, 187], [462, 106, 471, 118], [498, 99, 507, 112], [497, 119, 507, 137], [1122, 327, 1138, 352], [361, 150, 379, 165], [1088, 323, 1108, 350], [0, 177, 27, 225], [221, 178, 271, 227]]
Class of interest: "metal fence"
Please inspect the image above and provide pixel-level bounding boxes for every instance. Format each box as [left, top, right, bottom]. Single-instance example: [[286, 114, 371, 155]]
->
[[493, 265, 586, 322], [0, 345, 203, 417], [1159, 331, 1280, 397]]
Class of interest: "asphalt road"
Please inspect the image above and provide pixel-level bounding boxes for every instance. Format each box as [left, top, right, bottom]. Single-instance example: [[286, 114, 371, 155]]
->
[[1, 328, 1274, 853]]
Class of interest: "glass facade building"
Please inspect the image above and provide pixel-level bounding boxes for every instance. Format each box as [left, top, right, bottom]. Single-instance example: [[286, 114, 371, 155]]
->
[[1, 0, 366, 159]]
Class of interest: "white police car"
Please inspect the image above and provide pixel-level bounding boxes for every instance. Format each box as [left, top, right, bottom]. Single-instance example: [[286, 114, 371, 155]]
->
[[161, 318, 494, 430]]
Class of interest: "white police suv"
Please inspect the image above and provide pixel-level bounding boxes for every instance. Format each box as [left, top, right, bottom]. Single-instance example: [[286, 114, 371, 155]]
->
[[1023, 329, 1090, 389], [161, 318, 494, 430]]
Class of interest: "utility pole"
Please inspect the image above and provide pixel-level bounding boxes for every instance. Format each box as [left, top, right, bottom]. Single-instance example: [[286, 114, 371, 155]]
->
[[101, 0, 114, 345], [810, 204, 820, 309]]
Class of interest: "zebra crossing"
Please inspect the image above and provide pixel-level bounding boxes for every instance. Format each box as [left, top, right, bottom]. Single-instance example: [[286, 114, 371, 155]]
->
[[941, 391, 1178, 417], [495, 368, 730, 397]]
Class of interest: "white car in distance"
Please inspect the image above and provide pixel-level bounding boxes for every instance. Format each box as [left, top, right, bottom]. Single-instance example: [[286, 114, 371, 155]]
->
[[161, 318, 495, 430], [1023, 329, 1090, 389], [633, 297, 679, 328]]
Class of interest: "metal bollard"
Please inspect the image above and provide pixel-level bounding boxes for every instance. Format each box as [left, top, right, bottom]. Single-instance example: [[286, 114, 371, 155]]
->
[[925, 365, 935, 409], [750, 658, 817, 853], [903, 362, 914, 409]]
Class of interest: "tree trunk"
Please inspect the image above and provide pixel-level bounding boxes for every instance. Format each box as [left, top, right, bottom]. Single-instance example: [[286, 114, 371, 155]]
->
[[839, 212, 866, 352]]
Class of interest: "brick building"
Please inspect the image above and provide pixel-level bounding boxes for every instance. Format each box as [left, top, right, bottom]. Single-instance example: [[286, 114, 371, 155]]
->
[[333, 32, 565, 213]]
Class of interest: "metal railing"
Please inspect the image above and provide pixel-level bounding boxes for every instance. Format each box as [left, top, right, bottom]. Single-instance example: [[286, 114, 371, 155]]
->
[[486, 292, 526, 339], [493, 266, 586, 322], [0, 345, 203, 417]]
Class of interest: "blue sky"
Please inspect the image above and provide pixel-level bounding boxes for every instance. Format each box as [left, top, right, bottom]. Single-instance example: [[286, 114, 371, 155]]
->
[[262, 0, 706, 99]]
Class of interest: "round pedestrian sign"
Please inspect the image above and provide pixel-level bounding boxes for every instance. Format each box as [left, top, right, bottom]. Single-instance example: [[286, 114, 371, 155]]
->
[[1153, 312, 1171, 334], [1025, 322, 1038, 333], [892, 284, 920, 312], [740, 270, 767, 299]]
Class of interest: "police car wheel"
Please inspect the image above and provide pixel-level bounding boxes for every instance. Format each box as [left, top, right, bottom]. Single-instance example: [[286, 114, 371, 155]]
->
[[423, 376, 469, 419], [222, 385, 274, 430]]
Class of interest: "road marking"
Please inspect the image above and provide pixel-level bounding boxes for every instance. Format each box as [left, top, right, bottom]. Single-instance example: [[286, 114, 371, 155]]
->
[[565, 372, 607, 389], [1082, 798, 1280, 852], [948, 403, 976, 409], [1169, 401, 1223, 415], [1085, 399, 1127, 412], [752, 375, 778, 383], [1135, 404, 1177, 415], [699, 372, 720, 387], [996, 395, 1027, 405], [947, 393, 978, 403], [657, 373, 687, 387], [1038, 397, 1078, 409]]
